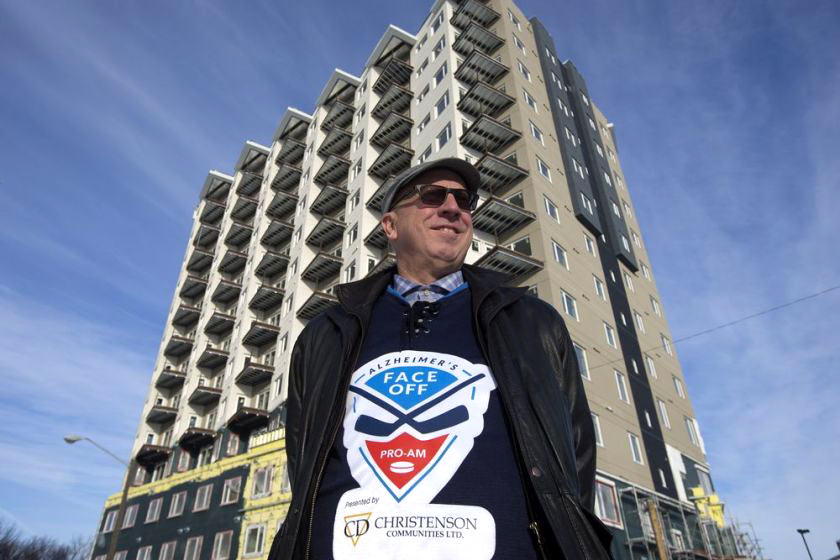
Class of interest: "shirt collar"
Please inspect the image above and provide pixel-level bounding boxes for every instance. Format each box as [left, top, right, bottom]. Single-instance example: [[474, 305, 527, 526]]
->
[[392, 270, 464, 304]]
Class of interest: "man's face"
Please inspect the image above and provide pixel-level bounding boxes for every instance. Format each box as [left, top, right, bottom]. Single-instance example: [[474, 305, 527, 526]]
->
[[382, 169, 474, 279]]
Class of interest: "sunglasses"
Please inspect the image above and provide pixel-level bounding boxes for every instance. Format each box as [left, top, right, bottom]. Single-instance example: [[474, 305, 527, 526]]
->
[[393, 184, 479, 212]]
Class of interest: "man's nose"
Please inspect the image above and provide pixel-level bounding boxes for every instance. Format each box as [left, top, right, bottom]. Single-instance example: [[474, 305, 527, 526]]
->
[[438, 192, 462, 216]]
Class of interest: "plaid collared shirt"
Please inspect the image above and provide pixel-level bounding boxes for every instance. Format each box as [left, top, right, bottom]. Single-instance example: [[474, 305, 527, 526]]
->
[[392, 270, 464, 305]]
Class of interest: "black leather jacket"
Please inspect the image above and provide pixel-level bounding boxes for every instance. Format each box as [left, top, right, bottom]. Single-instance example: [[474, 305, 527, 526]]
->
[[268, 265, 613, 559]]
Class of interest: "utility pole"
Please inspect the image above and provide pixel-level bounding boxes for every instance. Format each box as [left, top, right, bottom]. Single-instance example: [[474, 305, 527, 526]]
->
[[797, 528, 814, 560]]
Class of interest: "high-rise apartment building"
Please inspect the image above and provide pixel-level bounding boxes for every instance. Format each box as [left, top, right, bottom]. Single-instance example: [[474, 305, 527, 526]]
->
[[92, 1, 760, 559]]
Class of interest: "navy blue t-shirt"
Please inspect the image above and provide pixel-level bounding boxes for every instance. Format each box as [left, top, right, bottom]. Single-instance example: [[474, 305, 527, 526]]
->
[[310, 286, 538, 560]]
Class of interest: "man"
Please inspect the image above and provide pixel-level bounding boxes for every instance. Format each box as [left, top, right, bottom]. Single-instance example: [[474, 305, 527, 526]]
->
[[269, 158, 613, 559]]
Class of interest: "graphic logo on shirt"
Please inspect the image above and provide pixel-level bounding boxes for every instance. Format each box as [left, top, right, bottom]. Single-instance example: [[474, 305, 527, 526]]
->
[[343, 351, 496, 504], [343, 512, 372, 546]]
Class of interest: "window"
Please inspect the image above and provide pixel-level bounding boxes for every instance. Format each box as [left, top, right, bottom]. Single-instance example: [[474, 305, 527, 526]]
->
[[672, 529, 686, 551], [432, 62, 448, 87], [113, 552, 127, 560], [603, 170, 613, 187], [650, 296, 661, 316], [194, 483, 213, 512], [645, 355, 657, 379], [623, 200, 632, 217], [212, 531, 233, 560], [632, 230, 641, 248], [659, 468, 668, 488], [581, 92, 590, 106], [523, 89, 537, 111], [434, 90, 450, 117], [102, 510, 116, 533], [658, 399, 671, 429], [623, 271, 635, 293], [564, 126, 578, 147], [431, 10, 443, 33], [673, 376, 685, 398], [416, 57, 428, 76], [615, 371, 629, 403], [159, 541, 176, 560], [353, 131, 364, 152], [561, 291, 578, 320], [584, 234, 596, 256], [350, 158, 362, 181], [536, 157, 551, 181], [418, 145, 432, 164], [508, 236, 532, 255], [417, 113, 430, 134], [506, 191, 524, 207], [543, 196, 560, 222], [252, 466, 273, 498], [698, 469, 714, 495], [574, 343, 589, 379], [557, 97, 571, 117], [436, 123, 452, 150], [529, 121, 544, 145], [145, 497, 162, 523], [226, 432, 240, 456], [645, 411, 652, 428], [221, 477, 242, 505], [580, 192, 594, 214], [634, 311, 645, 333], [593, 275, 606, 300], [517, 60, 531, 81], [168, 491, 186, 518], [354, 104, 366, 125], [594, 480, 621, 525], [604, 323, 617, 348], [628, 433, 644, 464], [121, 504, 138, 528], [588, 116, 596, 130], [512, 33, 526, 53], [592, 413, 603, 446], [508, 9, 521, 30], [417, 84, 430, 104], [348, 190, 360, 212], [136, 546, 152, 560], [572, 158, 586, 179], [346, 223, 358, 245], [685, 417, 699, 446], [621, 234, 631, 252], [184, 536, 203, 560], [642, 262, 651, 280], [344, 262, 356, 282], [416, 33, 427, 51], [552, 241, 568, 269], [595, 143, 604, 158], [432, 37, 445, 59], [611, 200, 621, 218], [244, 524, 266, 556], [661, 334, 672, 356]]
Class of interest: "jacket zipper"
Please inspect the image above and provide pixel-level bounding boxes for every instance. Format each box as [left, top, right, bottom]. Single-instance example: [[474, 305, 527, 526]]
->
[[304, 315, 365, 560]]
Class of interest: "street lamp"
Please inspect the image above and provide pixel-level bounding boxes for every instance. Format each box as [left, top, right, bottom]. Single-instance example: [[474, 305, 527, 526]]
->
[[797, 529, 814, 560], [65, 434, 137, 560]]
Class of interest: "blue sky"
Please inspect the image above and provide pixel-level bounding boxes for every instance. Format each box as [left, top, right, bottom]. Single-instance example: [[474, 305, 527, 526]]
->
[[1, 1, 838, 558]]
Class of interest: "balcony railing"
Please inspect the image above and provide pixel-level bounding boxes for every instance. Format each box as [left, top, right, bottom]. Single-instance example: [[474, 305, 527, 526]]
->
[[266, 190, 298, 220], [306, 216, 346, 248], [193, 224, 220, 250], [456, 81, 515, 119], [255, 250, 290, 281], [317, 127, 352, 159], [249, 285, 285, 313], [314, 154, 351, 186], [172, 304, 201, 328], [274, 139, 306, 165], [224, 221, 253, 249], [211, 280, 242, 306], [196, 344, 229, 371], [236, 360, 274, 387], [471, 196, 536, 236], [365, 176, 395, 212], [231, 195, 259, 222], [372, 84, 412, 120], [301, 251, 342, 282], [218, 249, 248, 275], [450, 0, 501, 29], [473, 245, 544, 280], [177, 428, 216, 453], [261, 219, 294, 250], [226, 406, 270, 435], [475, 152, 529, 193], [145, 405, 177, 425], [460, 114, 521, 154], [452, 22, 504, 57], [163, 334, 194, 359], [370, 112, 413, 148], [204, 311, 236, 336], [199, 201, 226, 225], [186, 249, 214, 275], [310, 184, 349, 216], [135, 444, 171, 468], [155, 367, 187, 390], [373, 57, 413, 95], [242, 321, 281, 348], [188, 385, 222, 406], [367, 252, 396, 277], [236, 171, 263, 197], [297, 291, 339, 320], [454, 49, 509, 86], [368, 143, 413, 179], [271, 163, 303, 192], [364, 222, 388, 250], [321, 100, 354, 131], [179, 275, 208, 299]]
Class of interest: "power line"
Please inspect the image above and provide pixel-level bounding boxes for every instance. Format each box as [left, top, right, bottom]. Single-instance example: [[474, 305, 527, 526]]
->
[[587, 283, 840, 375]]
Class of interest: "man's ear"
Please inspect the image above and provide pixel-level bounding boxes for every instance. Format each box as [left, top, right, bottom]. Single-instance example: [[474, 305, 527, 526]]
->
[[381, 213, 398, 242]]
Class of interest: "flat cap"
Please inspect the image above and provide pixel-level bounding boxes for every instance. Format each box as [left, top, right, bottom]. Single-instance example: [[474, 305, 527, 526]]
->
[[380, 157, 482, 212]]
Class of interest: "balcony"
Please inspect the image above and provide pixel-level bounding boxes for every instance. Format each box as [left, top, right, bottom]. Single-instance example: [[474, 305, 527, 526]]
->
[[203, 173, 232, 203], [249, 285, 285, 313], [310, 184, 348, 216], [271, 163, 303, 192], [193, 224, 220, 250], [255, 250, 290, 280], [274, 139, 306, 165], [266, 190, 298, 220], [218, 249, 247, 275], [364, 222, 388, 250], [164, 334, 194, 358], [236, 360, 274, 387], [172, 304, 201, 328], [225, 221, 253, 248], [451, 0, 500, 29], [236, 171, 263, 197], [454, 49, 509, 86], [211, 279, 242, 306], [204, 311, 235, 336], [275, 109, 310, 142], [314, 154, 351, 186], [261, 219, 294, 249], [317, 127, 352, 159], [178, 428, 216, 453], [472, 197, 536, 236], [370, 112, 413, 148], [321, 100, 354, 131], [366, 176, 395, 212], [236, 142, 269, 175], [145, 405, 177, 425], [373, 57, 412, 95], [155, 367, 187, 390], [457, 81, 515, 119], [372, 84, 412, 120], [196, 345, 229, 371], [227, 407, 269, 435], [367, 252, 396, 277], [452, 22, 504, 57], [473, 245, 544, 279], [200, 201, 226, 225], [306, 216, 345, 247], [186, 249, 214, 275], [460, 114, 521, 153], [302, 251, 342, 282], [297, 291, 339, 320], [231, 195, 258, 222], [242, 321, 280, 348], [179, 275, 208, 299], [368, 143, 413, 179], [475, 152, 529, 193], [188, 384, 222, 406], [135, 444, 171, 468]]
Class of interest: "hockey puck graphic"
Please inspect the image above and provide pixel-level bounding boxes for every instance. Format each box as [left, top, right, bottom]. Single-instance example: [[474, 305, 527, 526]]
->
[[390, 461, 415, 474]]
